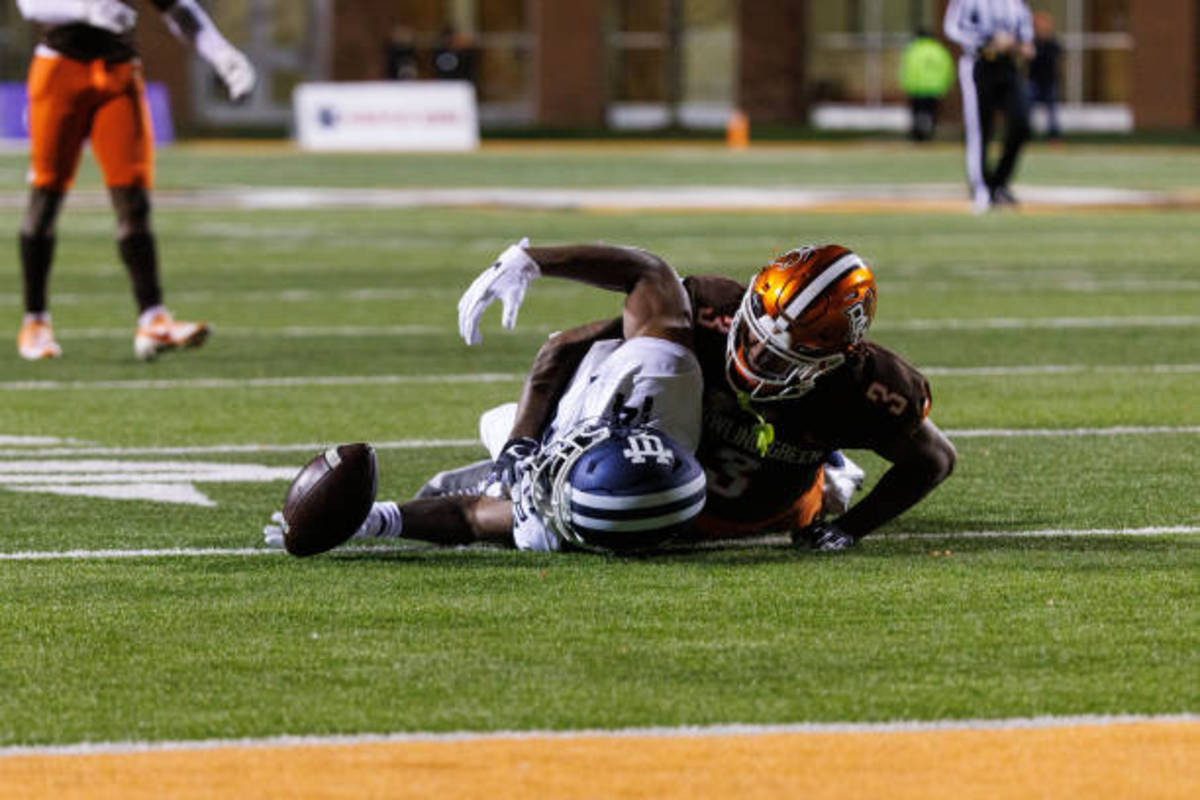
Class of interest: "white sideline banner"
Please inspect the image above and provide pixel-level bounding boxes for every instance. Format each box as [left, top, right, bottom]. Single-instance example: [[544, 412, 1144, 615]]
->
[[293, 82, 479, 152]]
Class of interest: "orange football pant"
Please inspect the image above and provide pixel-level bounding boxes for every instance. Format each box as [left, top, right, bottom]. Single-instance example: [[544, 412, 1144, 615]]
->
[[688, 471, 825, 540], [26, 54, 155, 191]]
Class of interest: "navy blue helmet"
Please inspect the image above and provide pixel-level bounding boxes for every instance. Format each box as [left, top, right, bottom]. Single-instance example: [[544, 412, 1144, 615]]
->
[[523, 418, 706, 552]]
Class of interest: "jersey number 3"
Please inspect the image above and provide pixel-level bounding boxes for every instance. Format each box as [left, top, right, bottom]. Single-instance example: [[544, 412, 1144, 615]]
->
[[704, 447, 759, 499], [866, 382, 908, 415]]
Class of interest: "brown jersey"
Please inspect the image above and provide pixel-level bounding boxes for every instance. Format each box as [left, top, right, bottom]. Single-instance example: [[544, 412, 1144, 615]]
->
[[683, 274, 932, 526], [41, 1, 174, 63]]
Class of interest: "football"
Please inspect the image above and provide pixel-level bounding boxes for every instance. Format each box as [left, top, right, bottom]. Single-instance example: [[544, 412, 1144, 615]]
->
[[280, 443, 378, 557]]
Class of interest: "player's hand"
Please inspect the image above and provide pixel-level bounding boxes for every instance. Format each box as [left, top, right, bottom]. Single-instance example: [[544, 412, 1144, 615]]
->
[[483, 436, 540, 496], [211, 44, 257, 102], [792, 521, 858, 552], [988, 31, 1015, 53], [821, 451, 865, 517], [457, 237, 539, 345], [87, 0, 137, 34], [263, 510, 286, 548]]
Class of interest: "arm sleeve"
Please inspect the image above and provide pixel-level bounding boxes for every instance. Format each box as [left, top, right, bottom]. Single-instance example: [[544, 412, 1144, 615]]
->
[[157, 0, 235, 61], [1017, 5, 1034, 43], [16, 0, 90, 25], [943, 0, 986, 52]]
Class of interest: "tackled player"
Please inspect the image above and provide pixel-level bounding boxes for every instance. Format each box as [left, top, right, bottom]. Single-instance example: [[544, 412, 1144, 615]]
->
[[457, 241, 957, 552], [267, 240, 708, 555]]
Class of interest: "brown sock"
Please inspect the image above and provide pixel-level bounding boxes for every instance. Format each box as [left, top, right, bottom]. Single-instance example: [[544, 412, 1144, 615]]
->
[[118, 232, 163, 313], [19, 232, 55, 314]]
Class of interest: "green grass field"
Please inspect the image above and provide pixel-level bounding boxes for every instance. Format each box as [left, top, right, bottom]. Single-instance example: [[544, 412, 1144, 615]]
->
[[0, 142, 1196, 747]]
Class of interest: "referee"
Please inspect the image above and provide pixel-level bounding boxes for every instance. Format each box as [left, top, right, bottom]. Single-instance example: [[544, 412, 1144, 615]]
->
[[944, 0, 1035, 212]]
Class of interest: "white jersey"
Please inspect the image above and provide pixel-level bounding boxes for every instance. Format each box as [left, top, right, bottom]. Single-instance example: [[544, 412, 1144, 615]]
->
[[480, 336, 703, 552]]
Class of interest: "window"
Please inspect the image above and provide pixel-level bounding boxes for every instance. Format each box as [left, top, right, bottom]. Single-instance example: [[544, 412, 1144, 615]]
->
[[607, 0, 735, 129]]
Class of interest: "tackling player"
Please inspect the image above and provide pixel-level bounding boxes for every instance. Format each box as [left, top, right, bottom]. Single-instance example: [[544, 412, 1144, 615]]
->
[[458, 241, 957, 552], [267, 241, 708, 554], [14, 0, 256, 361]]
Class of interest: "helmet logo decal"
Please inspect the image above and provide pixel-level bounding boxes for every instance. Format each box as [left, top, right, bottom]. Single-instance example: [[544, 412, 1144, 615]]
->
[[622, 434, 675, 466], [782, 253, 864, 320], [845, 299, 871, 344]]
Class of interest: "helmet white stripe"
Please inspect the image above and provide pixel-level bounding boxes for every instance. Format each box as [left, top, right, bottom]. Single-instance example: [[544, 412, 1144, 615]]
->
[[781, 253, 865, 321], [568, 472, 707, 510], [570, 498, 707, 532]]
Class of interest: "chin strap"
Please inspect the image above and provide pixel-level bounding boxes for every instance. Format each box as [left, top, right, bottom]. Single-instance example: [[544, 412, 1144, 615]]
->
[[736, 392, 775, 457]]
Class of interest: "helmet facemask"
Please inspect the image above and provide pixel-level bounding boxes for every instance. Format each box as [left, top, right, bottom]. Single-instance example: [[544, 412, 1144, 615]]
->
[[517, 419, 613, 548], [514, 410, 706, 552], [725, 289, 846, 401], [724, 247, 874, 402]]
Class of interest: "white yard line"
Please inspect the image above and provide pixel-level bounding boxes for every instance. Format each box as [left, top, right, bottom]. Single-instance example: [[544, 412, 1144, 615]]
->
[[0, 425, 1194, 459], [56, 325, 472, 339], [0, 373, 525, 392], [0, 439, 482, 457], [923, 364, 1199, 376], [1, 184, 1185, 211], [2, 526, 1196, 562], [875, 316, 1200, 331], [2, 278, 1197, 308], [943, 425, 1200, 438], [2, 365, 1198, 393], [0, 712, 1194, 757], [44, 317, 1200, 340]]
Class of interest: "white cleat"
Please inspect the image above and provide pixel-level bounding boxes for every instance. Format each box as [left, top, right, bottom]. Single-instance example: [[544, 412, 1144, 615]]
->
[[971, 188, 993, 215], [134, 308, 209, 361], [17, 317, 62, 360]]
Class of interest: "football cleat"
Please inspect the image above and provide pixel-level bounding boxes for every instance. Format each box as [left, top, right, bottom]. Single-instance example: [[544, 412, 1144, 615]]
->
[[134, 308, 209, 361], [17, 317, 62, 360], [793, 521, 858, 552], [726, 245, 876, 401], [414, 459, 494, 499]]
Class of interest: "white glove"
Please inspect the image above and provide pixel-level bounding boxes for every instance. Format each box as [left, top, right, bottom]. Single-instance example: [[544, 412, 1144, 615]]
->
[[87, 0, 137, 34], [211, 44, 256, 102], [457, 237, 539, 346], [262, 510, 286, 548], [821, 452, 866, 517]]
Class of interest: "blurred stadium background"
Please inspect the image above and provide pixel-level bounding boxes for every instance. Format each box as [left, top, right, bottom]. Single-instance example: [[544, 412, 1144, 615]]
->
[[1, 0, 1195, 136]]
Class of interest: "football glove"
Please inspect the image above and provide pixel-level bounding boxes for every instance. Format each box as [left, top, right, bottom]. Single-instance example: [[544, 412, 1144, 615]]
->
[[821, 451, 866, 517], [209, 43, 257, 102], [457, 237, 538, 346], [87, 0, 138, 34], [262, 510, 286, 548], [793, 521, 858, 552], [483, 436, 539, 496]]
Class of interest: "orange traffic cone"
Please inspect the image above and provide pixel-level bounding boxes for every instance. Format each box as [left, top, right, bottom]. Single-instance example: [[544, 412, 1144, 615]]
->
[[726, 109, 749, 150]]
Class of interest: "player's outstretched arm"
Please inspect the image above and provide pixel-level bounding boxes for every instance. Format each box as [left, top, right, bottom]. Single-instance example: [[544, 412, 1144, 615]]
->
[[157, 0, 256, 101], [458, 241, 692, 347], [828, 419, 957, 541]]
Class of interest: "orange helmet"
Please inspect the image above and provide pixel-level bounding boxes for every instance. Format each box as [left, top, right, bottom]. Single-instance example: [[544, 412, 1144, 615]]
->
[[726, 245, 876, 401]]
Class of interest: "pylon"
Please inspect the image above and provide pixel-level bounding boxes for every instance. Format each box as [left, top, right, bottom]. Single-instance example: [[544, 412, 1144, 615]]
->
[[726, 109, 749, 149]]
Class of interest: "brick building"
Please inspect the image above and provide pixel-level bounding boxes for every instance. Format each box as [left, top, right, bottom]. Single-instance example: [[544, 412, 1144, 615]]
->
[[1, 0, 1195, 134]]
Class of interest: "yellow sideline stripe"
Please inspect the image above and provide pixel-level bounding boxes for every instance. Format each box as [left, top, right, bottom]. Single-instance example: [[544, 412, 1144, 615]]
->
[[1, 721, 1194, 800]]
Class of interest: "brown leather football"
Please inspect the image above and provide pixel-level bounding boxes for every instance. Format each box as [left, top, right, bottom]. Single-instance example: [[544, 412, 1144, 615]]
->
[[281, 443, 378, 557]]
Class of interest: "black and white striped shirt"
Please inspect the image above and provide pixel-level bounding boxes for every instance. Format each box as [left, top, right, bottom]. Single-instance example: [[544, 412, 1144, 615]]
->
[[943, 0, 1034, 55]]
